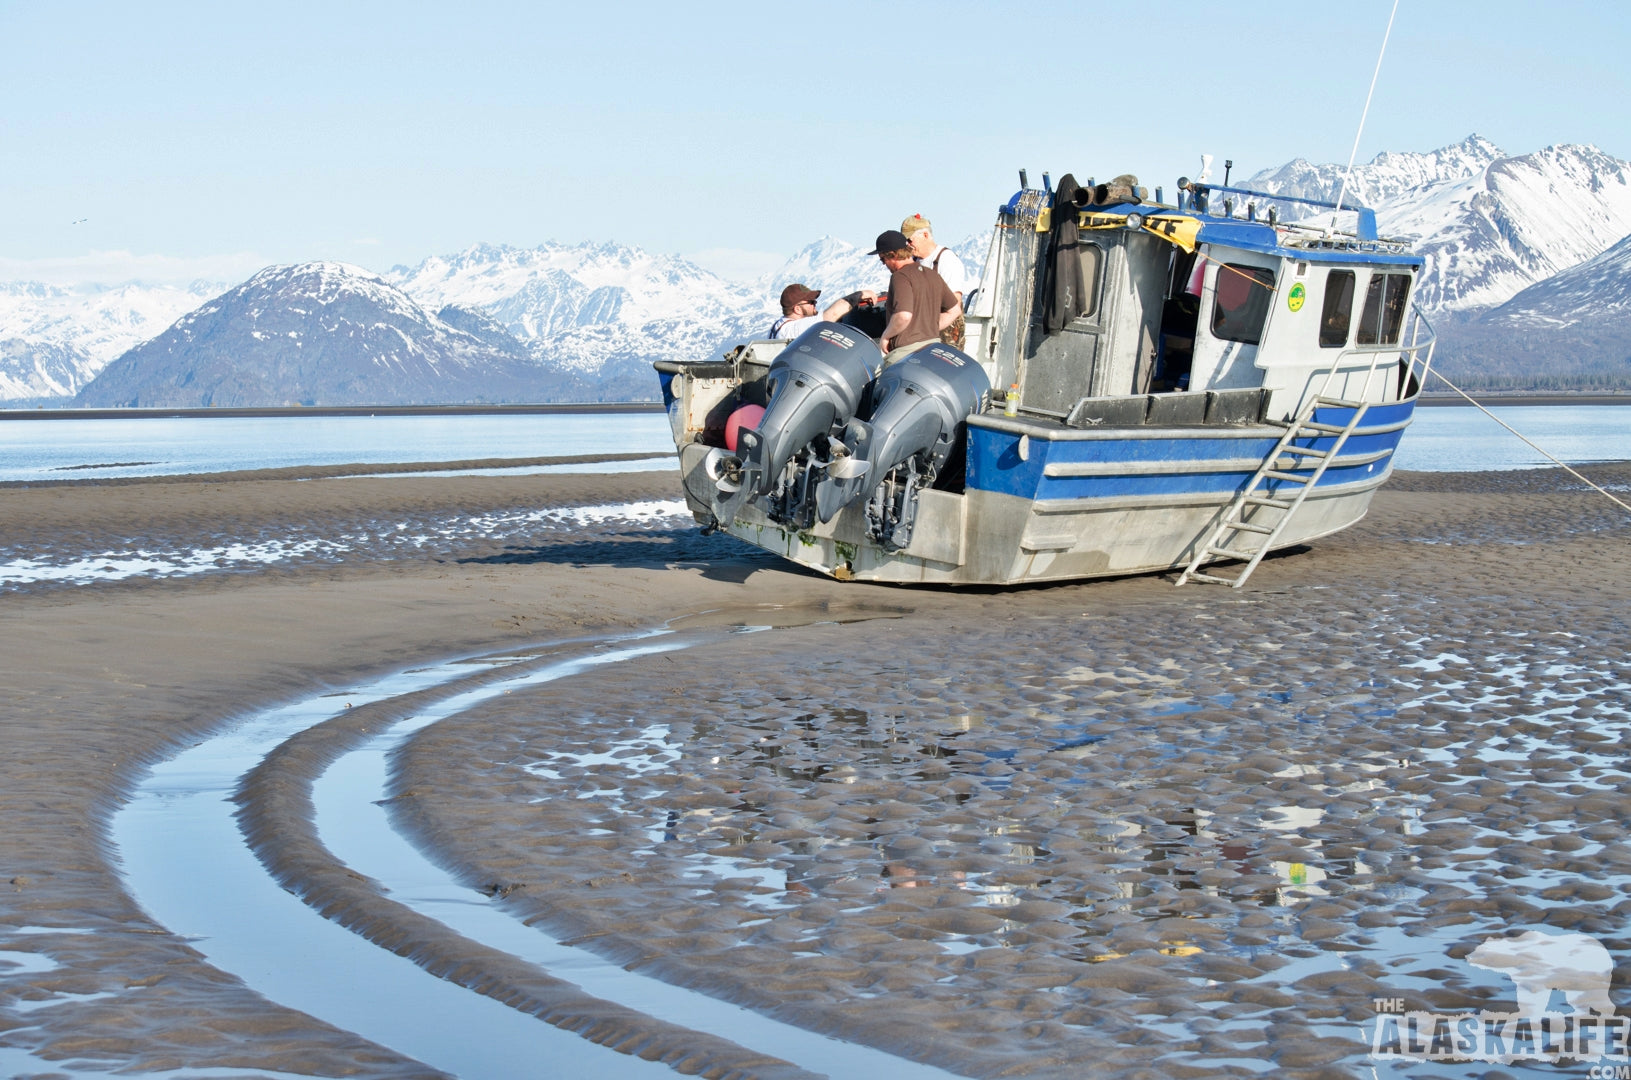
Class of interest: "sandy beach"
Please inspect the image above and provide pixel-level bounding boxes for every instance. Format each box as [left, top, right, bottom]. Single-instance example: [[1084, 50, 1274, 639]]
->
[[2, 459, 1629, 1078]]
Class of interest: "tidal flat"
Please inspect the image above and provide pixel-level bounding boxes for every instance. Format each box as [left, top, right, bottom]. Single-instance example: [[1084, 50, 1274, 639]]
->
[[1, 461, 1628, 1078]]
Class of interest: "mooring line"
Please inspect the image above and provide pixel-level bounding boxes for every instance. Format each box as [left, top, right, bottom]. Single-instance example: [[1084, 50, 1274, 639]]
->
[[1430, 370, 1631, 516]]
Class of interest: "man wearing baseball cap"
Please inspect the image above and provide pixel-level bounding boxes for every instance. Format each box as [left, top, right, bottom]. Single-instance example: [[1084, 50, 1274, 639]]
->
[[869, 229, 959, 358], [769, 282, 872, 340]]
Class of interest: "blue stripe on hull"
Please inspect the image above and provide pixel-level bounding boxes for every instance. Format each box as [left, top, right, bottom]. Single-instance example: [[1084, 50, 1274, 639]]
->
[[968, 399, 1417, 502]]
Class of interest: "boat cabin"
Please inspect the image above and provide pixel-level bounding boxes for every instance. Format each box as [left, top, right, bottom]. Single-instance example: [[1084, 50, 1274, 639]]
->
[[961, 180, 1426, 426]]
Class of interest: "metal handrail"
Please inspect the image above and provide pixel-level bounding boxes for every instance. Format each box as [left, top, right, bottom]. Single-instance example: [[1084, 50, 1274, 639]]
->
[[1402, 308, 1439, 398], [1300, 307, 1437, 414]]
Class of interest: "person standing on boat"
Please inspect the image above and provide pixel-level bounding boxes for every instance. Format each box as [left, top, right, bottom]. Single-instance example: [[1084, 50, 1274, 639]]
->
[[870, 229, 960, 360], [768, 283, 871, 339], [901, 214, 970, 349]]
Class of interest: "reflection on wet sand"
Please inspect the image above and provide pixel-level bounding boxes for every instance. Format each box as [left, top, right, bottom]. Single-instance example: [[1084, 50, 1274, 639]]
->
[[383, 585, 1630, 1077]]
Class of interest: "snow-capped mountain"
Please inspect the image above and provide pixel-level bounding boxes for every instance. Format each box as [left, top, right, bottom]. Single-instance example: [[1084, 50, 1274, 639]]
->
[[757, 236, 892, 302], [1426, 233, 1631, 390], [388, 242, 766, 378], [386, 233, 986, 388], [1247, 134, 1504, 207], [1248, 137, 1631, 311], [0, 279, 224, 399], [1485, 230, 1631, 326], [753, 232, 990, 305], [0, 337, 87, 402], [391, 242, 758, 331], [75, 262, 581, 408], [14, 134, 1631, 406], [17, 235, 990, 406], [385, 236, 973, 395]]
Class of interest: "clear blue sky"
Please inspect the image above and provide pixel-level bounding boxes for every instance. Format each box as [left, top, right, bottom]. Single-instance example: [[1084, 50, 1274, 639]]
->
[[3, 0, 1628, 284]]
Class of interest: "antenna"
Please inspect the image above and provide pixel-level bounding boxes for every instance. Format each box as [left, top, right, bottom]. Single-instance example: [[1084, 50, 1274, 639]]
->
[[1332, 0, 1402, 231]]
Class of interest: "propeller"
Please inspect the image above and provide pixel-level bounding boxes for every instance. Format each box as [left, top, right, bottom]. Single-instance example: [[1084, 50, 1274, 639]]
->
[[825, 456, 871, 480], [703, 447, 742, 493], [822, 438, 871, 480]]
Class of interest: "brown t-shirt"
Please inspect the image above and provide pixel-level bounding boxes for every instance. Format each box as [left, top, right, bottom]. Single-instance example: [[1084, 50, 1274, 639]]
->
[[885, 263, 958, 349]]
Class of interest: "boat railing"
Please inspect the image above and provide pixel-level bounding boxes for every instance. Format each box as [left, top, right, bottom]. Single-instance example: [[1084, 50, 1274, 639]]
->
[[1400, 308, 1438, 399], [1179, 181, 1386, 242], [1301, 308, 1437, 416]]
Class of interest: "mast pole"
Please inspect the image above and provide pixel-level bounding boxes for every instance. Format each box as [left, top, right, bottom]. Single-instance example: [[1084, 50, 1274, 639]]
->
[[1332, 0, 1402, 231]]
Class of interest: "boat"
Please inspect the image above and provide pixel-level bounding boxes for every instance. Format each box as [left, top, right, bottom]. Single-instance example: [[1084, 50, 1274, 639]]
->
[[654, 168, 1436, 587]]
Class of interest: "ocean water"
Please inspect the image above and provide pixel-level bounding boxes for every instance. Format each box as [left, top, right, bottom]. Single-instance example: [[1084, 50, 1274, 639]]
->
[[0, 412, 674, 483], [1395, 405, 1631, 472], [0, 406, 1626, 484]]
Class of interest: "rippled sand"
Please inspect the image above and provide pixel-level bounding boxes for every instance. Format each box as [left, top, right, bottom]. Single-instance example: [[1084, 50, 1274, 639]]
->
[[1, 461, 1628, 1078]]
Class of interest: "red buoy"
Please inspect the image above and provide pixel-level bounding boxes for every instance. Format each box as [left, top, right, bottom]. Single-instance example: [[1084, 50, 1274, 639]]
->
[[724, 404, 765, 452]]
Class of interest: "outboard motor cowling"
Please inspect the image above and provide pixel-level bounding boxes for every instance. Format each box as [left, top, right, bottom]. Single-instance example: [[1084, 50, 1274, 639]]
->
[[710, 322, 881, 524], [816, 343, 990, 545]]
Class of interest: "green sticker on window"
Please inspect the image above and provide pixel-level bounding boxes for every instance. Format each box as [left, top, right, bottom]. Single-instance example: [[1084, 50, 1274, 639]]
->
[[1288, 282, 1306, 312]]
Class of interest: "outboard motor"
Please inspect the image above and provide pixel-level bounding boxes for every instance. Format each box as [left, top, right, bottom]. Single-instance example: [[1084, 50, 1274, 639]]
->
[[708, 322, 880, 526], [817, 343, 990, 548]]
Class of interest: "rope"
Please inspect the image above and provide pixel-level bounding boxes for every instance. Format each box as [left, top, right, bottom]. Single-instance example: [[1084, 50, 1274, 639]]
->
[[1207, 256, 1276, 293], [1428, 369, 1631, 516]]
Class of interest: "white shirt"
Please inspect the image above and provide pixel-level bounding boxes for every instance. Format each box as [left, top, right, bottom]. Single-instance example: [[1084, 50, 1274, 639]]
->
[[771, 313, 822, 339], [916, 244, 972, 298]]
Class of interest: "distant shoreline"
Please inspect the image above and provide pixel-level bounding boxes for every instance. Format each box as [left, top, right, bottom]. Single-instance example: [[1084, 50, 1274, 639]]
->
[[2, 394, 1626, 421], [0, 402, 668, 421], [1416, 393, 1631, 407]]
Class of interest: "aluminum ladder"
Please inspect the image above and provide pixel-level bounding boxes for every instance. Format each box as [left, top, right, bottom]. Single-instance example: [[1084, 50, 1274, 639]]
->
[[1175, 393, 1370, 588]]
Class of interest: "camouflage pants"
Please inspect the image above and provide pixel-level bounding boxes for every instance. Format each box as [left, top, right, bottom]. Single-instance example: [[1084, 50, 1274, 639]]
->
[[939, 312, 966, 350]]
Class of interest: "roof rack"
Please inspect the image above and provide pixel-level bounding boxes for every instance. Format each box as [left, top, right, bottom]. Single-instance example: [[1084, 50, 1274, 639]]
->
[[1177, 181, 1379, 241]]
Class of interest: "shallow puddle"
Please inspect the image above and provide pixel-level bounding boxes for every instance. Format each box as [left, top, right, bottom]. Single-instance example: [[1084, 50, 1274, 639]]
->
[[107, 630, 958, 1080]]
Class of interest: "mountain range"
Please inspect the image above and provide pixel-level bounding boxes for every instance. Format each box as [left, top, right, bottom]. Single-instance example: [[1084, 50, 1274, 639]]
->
[[79, 263, 593, 407], [66, 238, 907, 408], [1247, 134, 1631, 312], [0, 280, 222, 400], [7, 135, 1631, 406], [1420, 230, 1631, 391], [1244, 135, 1631, 389]]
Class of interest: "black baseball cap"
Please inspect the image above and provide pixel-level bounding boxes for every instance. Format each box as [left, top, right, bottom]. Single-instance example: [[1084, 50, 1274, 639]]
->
[[869, 230, 910, 255]]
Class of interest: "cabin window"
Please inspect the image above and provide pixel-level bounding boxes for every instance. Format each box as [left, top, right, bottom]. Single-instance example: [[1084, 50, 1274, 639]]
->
[[1320, 270, 1356, 348], [1210, 263, 1276, 344], [1077, 242, 1103, 319], [1357, 272, 1411, 345]]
